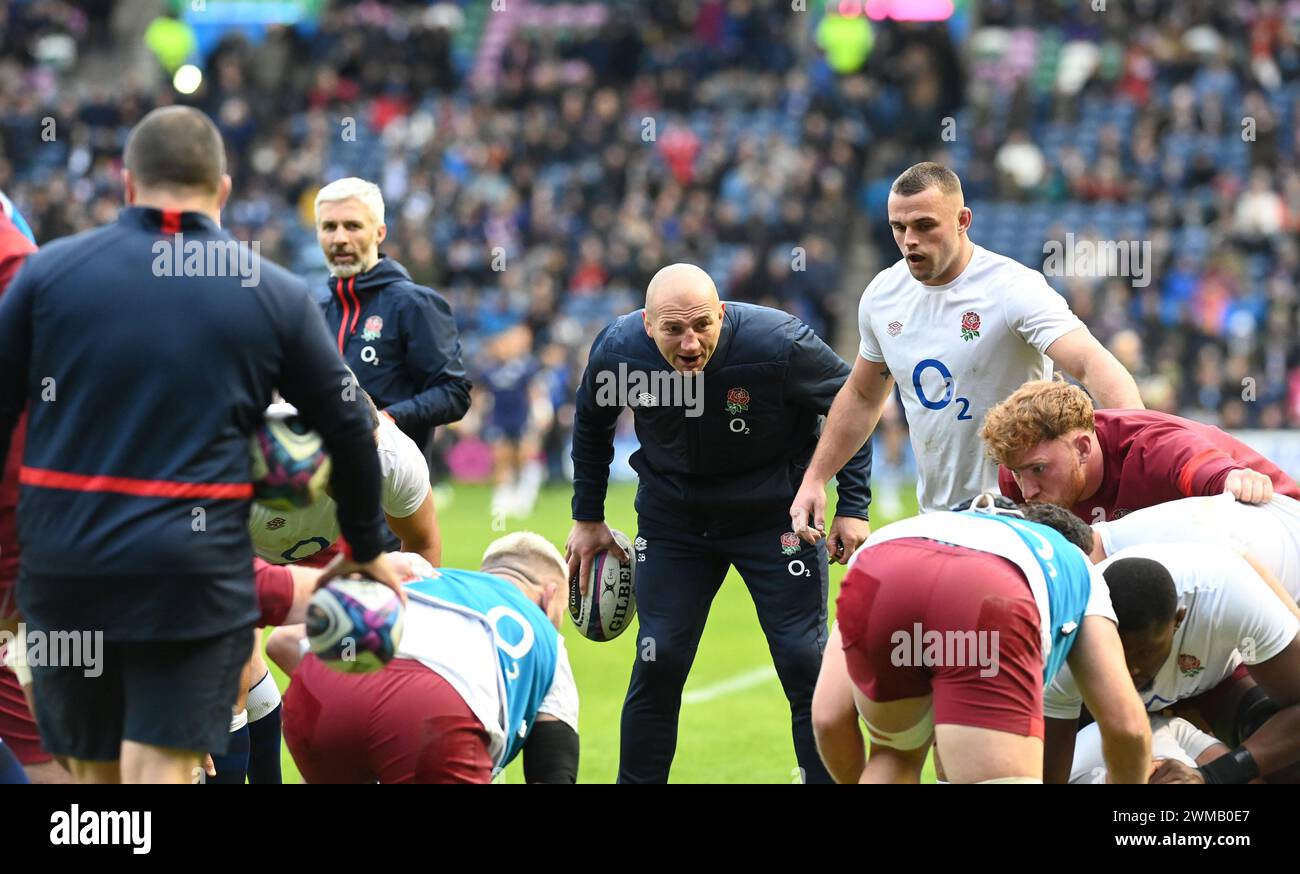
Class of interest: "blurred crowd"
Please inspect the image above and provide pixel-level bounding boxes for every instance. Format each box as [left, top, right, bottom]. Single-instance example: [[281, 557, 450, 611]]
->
[[1, 0, 1297, 490], [946, 0, 1300, 431]]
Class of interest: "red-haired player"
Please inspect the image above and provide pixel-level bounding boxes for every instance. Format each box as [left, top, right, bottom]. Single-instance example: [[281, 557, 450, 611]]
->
[[986, 380, 1299, 522]]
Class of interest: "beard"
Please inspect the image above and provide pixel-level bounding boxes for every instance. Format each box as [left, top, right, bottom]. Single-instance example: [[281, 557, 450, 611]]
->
[[326, 257, 364, 278]]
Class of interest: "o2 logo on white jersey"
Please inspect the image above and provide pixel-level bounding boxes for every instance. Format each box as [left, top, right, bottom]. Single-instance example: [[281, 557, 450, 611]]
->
[[487, 605, 535, 680], [911, 359, 972, 421]]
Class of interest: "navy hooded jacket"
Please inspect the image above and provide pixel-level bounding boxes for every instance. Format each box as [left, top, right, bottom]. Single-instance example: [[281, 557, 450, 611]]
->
[[321, 256, 471, 453]]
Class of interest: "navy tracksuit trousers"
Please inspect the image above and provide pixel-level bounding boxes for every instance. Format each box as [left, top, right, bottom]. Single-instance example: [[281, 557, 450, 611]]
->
[[617, 496, 832, 784]]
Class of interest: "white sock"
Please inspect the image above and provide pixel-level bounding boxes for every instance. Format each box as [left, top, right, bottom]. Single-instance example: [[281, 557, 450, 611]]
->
[[246, 671, 281, 723]]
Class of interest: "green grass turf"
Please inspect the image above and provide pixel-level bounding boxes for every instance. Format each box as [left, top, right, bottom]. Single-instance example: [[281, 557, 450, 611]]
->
[[266, 481, 933, 783]]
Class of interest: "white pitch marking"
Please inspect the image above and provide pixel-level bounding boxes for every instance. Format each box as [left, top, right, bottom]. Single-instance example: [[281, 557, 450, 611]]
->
[[681, 665, 778, 705]]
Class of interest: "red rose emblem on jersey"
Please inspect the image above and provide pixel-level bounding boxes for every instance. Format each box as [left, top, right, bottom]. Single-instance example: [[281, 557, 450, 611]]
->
[[725, 387, 750, 415], [780, 531, 801, 555], [1177, 654, 1204, 677], [960, 310, 981, 341]]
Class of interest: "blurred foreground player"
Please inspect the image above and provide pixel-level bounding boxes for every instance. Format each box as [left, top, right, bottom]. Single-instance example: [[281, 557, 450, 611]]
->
[[0, 107, 396, 784], [821, 495, 1150, 784], [566, 263, 873, 784], [0, 192, 62, 783], [276, 533, 579, 784], [988, 380, 1300, 518]]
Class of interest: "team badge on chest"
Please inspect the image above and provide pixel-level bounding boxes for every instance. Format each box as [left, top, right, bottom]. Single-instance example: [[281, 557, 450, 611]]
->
[[960, 311, 980, 342], [725, 387, 750, 415], [362, 315, 383, 341], [1177, 654, 1204, 678]]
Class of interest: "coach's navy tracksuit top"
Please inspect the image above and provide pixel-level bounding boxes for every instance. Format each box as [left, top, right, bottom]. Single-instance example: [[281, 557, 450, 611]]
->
[[571, 302, 873, 531], [321, 256, 471, 453], [0, 206, 387, 639]]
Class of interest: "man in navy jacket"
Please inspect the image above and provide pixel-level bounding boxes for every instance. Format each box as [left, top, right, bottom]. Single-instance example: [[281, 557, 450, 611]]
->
[[0, 107, 397, 784], [315, 177, 470, 457], [565, 263, 873, 783]]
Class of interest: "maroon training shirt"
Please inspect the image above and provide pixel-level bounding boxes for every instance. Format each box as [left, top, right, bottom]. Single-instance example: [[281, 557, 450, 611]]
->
[[998, 409, 1300, 521], [0, 213, 35, 596]]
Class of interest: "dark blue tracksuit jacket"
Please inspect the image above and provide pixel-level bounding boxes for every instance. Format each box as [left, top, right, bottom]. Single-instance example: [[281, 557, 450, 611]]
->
[[0, 206, 387, 640], [572, 301, 873, 526], [571, 301, 872, 785], [321, 256, 471, 453]]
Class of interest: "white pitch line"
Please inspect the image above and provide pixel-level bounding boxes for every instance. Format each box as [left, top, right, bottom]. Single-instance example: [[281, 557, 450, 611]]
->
[[681, 665, 778, 705]]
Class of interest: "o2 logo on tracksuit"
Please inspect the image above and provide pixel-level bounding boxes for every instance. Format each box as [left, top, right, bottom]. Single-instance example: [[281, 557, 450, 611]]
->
[[911, 359, 972, 421]]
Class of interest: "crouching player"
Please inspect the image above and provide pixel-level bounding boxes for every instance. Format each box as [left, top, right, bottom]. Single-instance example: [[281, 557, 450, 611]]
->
[[211, 394, 442, 784], [818, 494, 1150, 783], [275, 532, 579, 783], [1030, 536, 1300, 784]]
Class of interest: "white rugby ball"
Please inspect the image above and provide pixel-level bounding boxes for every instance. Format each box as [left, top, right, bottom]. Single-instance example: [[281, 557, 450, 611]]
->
[[570, 529, 636, 641]]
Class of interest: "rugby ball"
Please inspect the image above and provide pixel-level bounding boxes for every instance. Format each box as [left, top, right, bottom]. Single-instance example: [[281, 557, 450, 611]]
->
[[306, 579, 404, 673], [570, 529, 636, 641], [250, 403, 332, 511]]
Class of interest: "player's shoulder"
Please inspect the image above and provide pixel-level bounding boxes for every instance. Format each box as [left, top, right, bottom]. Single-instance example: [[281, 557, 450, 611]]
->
[[253, 256, 313, 298], [16, 223, 115, 284], [590, 309, 655, 361], [725, 301, 807, 347]]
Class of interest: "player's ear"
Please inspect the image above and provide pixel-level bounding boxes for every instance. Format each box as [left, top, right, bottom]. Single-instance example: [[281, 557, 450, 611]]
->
[[1073, 431, 1092, 460], [375, 222, 387, 247], [643, 311, 653, 336], [1174, 606, 1187, 628], [122, 169, 136, 205], [215, 174, 233, 213], [956, 206, 972, 235]]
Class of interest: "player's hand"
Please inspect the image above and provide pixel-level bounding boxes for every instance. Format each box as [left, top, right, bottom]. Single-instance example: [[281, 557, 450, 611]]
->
[[565, 520, 628, 596], [790, 478, 828, 546], [826, 516, 870, 566], [1225, 468, 1274, 504], [1148, 758, 1205, 784], [315, 551, 408, 604]]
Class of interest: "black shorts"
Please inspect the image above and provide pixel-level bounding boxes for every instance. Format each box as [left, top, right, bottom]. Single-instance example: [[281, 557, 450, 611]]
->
[[29, 624, 253, 761]]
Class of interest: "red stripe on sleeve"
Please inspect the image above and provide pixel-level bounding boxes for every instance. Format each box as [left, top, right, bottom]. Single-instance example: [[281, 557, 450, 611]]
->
[[1178, 447, 1231, 497]]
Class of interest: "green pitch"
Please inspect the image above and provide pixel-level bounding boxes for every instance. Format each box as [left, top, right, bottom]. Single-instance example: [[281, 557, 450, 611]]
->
[[267, 481, 934, 783]]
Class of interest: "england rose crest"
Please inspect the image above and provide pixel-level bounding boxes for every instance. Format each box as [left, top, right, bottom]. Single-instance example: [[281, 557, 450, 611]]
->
[[960, 311, 980, 341], [780, 531, 801, 555], [726, 387, 750, 415], [362, 315, 383, 341], [1177, 653, 1204, 677]]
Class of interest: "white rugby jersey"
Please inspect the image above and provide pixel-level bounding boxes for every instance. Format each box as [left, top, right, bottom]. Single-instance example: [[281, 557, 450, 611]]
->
[[1069, 716, 1220, 784], [1044, 543, 1300, 719], [250, 416, 430, 564], [1094, 493, 1300, 602], [858, 245, 1084, 511]]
